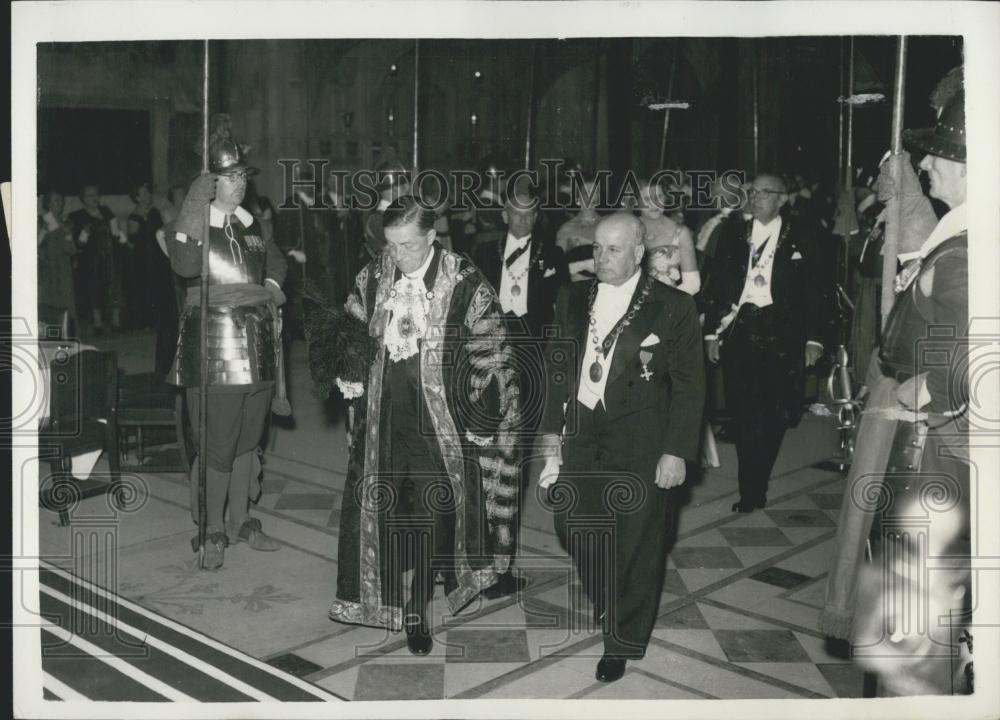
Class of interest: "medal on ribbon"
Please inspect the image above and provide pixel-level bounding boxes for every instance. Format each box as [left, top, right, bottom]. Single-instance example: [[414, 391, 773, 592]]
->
[[639, 350, 653, 381]]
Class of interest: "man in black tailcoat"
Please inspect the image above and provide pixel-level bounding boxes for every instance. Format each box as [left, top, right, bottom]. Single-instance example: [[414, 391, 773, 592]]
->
[[539, 212, 704, 682], [473, 188, 568, 597], [473, 190, 568, 338], [703, 174, 835, 513]]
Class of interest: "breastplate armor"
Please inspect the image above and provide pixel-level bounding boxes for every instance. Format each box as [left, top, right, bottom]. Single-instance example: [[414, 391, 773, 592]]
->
[[207, 222, 267, 286], [170, 222, 275, 387]]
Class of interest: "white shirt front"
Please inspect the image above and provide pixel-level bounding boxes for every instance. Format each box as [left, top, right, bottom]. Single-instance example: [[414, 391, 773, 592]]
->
[[737, 216, 782, 309], [578, 269, 642, 410], [498, 233, 531, 316], [383, 249, 435, 362]]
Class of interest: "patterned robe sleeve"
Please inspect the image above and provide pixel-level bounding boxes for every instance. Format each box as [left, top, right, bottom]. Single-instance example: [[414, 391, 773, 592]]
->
[[452, 269, 522, 553]]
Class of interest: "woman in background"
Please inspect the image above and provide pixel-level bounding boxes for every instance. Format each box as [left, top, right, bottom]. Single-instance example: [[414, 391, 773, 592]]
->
[[639, 178, 718, 468], [128, 182, 164, 330], [638, 178, 700, 294], [38, 191, 77, 338], [69, 183, 124, 335]]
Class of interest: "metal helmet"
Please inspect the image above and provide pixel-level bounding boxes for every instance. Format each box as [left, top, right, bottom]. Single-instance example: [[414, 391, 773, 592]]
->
[[903, 91, 966, 163], [209, 139, 258, 176]]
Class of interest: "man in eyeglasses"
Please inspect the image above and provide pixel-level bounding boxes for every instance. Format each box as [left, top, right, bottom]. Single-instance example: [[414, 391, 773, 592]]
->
[[167, 135, 289, 569], [702, 174, 835, 513]]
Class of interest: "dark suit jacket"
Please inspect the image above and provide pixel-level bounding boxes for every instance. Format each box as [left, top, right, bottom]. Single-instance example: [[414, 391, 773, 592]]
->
[[541, 272, 706, 464], [702, 213, 835, 353], [473, 229, 569, 337]]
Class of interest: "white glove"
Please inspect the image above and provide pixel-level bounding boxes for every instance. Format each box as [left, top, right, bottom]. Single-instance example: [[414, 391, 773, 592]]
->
[[539, 455, 561, 489], [288, 249, 306, 263]]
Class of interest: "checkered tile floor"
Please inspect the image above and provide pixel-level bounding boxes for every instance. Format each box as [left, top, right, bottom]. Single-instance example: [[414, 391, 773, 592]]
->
[[247, 416, 865, 700], [40, 337, 866, 701]]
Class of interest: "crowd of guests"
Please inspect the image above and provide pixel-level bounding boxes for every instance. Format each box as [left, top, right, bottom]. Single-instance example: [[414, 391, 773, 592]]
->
[[37, 62, 970, 694], [36, 163, 843, 363]]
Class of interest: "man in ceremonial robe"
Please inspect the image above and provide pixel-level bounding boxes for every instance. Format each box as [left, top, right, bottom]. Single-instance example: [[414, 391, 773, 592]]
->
[[328, 195, 522, 655], [540, 213, 704, 682]]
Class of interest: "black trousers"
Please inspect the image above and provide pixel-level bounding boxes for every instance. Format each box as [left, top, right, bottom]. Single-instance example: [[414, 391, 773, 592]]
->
[[384, 426, 454, 618], [722, 306, 793, 507], [554, 403, 669, 658]]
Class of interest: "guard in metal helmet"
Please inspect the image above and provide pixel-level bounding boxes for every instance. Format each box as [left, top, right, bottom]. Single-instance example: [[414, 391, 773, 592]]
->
[[166, 135, 287, 570], [823, 88, 971, 697], [209, 139, 259, 177]]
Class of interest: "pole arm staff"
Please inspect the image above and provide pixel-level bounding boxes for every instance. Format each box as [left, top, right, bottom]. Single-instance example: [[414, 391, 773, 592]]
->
[[846, 37, 855, 190], [196, 39, 211, 559], [658, 41, 679, 169], [842, 37, 856, 294], [413, 39, 420, 176], [524, 41, 537, 171], [882, 36, 907, 325], [752, 45, 760, 176], [838, 38, 845, 188]]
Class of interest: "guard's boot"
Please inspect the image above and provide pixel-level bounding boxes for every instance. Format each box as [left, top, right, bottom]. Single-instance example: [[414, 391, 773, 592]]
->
[[229, 517, 281, 551], [200, 531, 228, 570]]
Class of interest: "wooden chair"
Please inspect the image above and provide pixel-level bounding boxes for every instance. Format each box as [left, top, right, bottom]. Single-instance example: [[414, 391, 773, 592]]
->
[[38, 349, 122, 526], [116, 371, 192, 475]]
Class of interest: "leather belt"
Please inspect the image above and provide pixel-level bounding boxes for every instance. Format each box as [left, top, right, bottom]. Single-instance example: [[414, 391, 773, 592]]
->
[[885, 419, 928, 474]]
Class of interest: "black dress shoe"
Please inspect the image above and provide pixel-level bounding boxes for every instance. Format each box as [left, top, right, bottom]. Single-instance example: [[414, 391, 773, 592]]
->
[[731, 500, 755, 513], [596, 655, 627, 683], [404, 614, 433, 656], [753, 497, 767, 509], [483, 571, 527, 599]]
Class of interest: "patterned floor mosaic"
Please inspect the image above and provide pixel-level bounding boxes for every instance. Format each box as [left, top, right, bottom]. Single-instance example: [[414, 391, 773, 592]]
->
[[38, 338, 868, 701]]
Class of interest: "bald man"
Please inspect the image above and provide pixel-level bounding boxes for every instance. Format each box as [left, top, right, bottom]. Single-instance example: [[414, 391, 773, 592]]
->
[[703, 174, 835, 513], [540, 212, 705, 682]]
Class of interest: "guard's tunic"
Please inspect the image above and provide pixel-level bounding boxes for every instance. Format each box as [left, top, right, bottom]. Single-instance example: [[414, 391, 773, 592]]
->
[[821, 231, 970, 696], [167, 204, 287, 471]]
